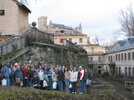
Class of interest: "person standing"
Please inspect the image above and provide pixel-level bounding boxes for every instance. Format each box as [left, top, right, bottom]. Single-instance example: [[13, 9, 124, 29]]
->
[[9, 65, 15, 86], [52, 68, 58, 90], [37, 65, 45, 89], [65, 67, 70, 92], [58, 67, 64, 91], [78, 66, 84, 94], [0, 63, 3, 85], [70, 67, 78, 94], [3, 62, 10, 86], [14, 66, 23, 86], [23, 66, 29, 87], [84, 68, 91, 94], [48, 65, 54, 90]]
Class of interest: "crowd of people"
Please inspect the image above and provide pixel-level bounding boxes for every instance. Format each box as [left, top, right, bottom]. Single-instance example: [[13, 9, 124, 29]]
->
[[0, 61, 92, 94]]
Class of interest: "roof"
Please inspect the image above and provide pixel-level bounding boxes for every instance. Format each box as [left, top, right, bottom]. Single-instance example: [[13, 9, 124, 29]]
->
[[109, 36, 134, 53], [13, 0, 31, 13], [50, 22, 73, 30], [49, 20, 82, 30], [54, 33, 87, 36]]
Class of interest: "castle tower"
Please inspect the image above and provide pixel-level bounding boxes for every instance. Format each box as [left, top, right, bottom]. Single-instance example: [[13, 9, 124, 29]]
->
[[75, 23, 82, 34], [78, 23, 82, 34], [38, 16, 47, 31]]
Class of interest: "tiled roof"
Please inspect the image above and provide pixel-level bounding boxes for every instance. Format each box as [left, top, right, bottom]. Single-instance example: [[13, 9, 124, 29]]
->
[[13, 0, 31, 13], [109, 36, 134, 53], [51, 23, 73, 30]]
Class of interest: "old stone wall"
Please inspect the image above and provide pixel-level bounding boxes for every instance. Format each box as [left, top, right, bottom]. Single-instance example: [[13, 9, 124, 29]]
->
[[0, 27, 88, 67]]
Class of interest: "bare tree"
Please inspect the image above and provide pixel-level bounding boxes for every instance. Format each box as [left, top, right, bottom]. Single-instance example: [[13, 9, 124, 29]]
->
[[119, 4, 134, 36], [91, 35, 104, 45]]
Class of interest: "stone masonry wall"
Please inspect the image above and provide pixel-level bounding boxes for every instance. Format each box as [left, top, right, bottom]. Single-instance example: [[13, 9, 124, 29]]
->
[[0, 27, 88, 67]]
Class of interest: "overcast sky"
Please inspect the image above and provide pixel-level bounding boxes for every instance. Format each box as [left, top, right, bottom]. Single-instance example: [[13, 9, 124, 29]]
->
[[28, 0, 134, 43]]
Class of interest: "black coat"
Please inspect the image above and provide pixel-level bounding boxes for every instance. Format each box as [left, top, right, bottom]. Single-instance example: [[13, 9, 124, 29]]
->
[[31, 77, 40, 85], [58, 71, 64, 81]]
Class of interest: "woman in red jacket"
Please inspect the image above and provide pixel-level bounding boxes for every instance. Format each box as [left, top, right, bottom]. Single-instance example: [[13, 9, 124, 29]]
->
[[23, 66, 29, 87]]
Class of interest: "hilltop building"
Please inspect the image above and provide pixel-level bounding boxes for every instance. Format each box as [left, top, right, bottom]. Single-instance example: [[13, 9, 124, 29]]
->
[[38, 16, 106, 55]]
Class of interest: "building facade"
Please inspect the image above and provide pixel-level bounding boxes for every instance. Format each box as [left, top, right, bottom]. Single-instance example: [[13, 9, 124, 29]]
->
[[38, 16, 82, 35], [0, 0, 31, 36], [38, 16, 105, 55], [103, 36, 134, 77], [89, 36, 134, 77]]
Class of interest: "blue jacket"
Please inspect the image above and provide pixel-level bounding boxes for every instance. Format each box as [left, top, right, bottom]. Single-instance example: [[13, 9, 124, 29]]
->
[[3, 65, 10, 78], [14, 70, 23, 81], [48, 69, 54, 79]]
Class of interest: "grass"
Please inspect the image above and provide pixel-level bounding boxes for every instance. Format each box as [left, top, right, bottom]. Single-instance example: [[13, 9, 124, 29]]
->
[[0, 86, 120, 100]]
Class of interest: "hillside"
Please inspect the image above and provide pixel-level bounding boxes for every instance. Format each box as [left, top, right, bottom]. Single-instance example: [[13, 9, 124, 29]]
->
[[0, 86, 114, 100]]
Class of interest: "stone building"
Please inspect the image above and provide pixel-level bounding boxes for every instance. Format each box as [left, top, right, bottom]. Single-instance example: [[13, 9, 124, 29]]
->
[[0, 0, 31, 36], [90, 36, 134, 77], [38, 16, 82, 35], [38, 16, 105, 55], [103, 36, 134, 77]]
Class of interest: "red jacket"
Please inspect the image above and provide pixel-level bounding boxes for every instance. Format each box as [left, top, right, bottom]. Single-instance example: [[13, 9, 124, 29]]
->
[[23, 70, 28, 77]]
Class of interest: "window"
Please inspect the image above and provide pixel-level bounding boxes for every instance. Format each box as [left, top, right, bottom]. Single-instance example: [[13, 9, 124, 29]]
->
[[111, 56, 112, 62], [79, 38, 83, 43], [98, 57, 101, 62], [133, 67, 134, 77], [116, 54, 118, 61], [91, 47, 94, 53], [0, 10, 4, 15], [60, 30, 64, 33], [108, 56, 110, 62], [121, 54, 123, 61], [69, 38, 72, 42], [124, 53, 127, 60], [129, 67, 131, 77], [128, 53, 131, 60], [60, 38, 63, 43], [89, 57, 93, 61], [119, 67, 121, 75], [118, 54, 120, 61], [125, 67, 127, 76], [132, 52, 134, 60]]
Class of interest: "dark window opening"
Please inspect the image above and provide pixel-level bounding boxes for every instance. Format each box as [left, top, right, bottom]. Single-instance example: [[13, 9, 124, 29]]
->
[[125, 53, 127, 60], [60, 30, 64, 33], [79, 38, 83, 43], [121, 54, 123, 61], [128, 53, 131, 60], [116, 55, 118, 61], [118, 54, 120, 61], [0, 10, 4, 15], [132, 52, 134, 60], [60, 39, 63, 43], [129, 67, 131, 77], [125, 67, 127, 76]]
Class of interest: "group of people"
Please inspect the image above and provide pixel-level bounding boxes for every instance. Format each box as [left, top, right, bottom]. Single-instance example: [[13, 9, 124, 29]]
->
[[1, 61, 92, 94]]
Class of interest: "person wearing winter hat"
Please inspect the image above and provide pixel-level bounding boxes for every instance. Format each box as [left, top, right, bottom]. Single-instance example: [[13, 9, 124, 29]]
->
[[14, 66, 23, 86], [78, 66, 84, 94], [31, 73, 40, 88]]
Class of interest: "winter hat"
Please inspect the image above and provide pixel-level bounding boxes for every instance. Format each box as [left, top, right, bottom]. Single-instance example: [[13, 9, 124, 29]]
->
[[17, 66, 20, 69], [14, 63, 18, 66], [79, 66, 82, 69], [29, 60, 32, 63]]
